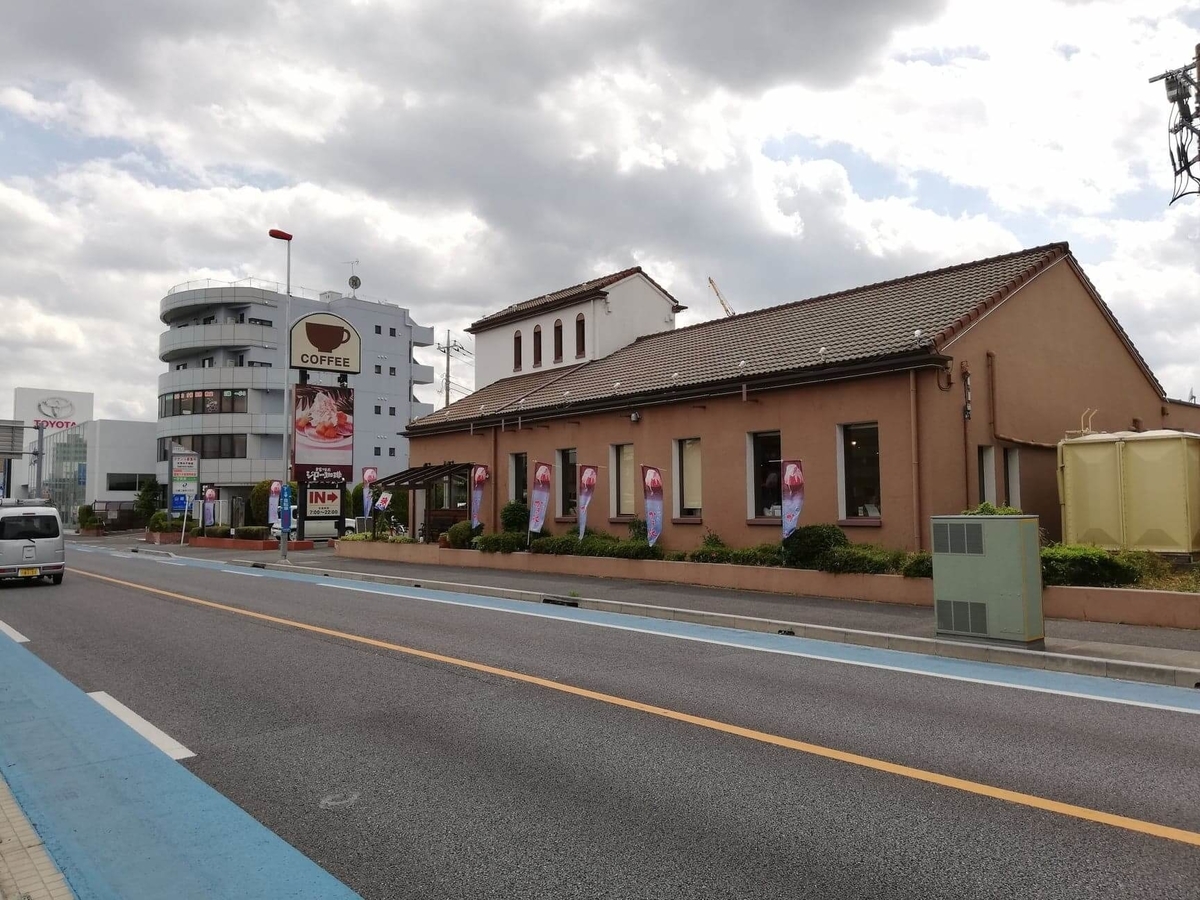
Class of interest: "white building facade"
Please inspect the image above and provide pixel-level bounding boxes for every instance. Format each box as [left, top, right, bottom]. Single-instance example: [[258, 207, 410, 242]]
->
[[469, 268, 684, 390], [156, 279, 436, 501], [6, 388, 95, 500]]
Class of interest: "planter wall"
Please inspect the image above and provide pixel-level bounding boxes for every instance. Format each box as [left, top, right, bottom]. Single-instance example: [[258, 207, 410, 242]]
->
[[333, 539, 1200, 629], [188, 536, 315, 551], [144, 532, 188, 545]]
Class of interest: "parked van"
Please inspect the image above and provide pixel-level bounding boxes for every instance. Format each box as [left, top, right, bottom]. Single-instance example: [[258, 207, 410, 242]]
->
[[0, 500, 66, 584]]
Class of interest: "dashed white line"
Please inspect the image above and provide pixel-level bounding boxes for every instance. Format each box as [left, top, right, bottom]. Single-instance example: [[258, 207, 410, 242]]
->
[[0, 619, 29, 643], [87, 691, 195, 760], [220, 569, 262, 577]]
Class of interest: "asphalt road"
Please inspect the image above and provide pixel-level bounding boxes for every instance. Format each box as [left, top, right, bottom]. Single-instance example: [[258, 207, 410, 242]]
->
[[2, 551, 1199, 899]]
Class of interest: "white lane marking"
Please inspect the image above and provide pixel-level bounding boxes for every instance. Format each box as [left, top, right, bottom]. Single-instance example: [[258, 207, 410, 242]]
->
[[155, 560, 187, 566], [87, 691, 195, 760], [0, 619, 29, 643], [323, 581, 1200, 717], [108, 552, 137, 559], [220, 569, 263, 577]]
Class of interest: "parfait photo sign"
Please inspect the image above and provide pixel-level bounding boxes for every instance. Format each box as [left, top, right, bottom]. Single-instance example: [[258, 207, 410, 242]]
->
[[470, 465, 490, 529], [577, 464, 598, 538], [528, 460, 552, 534], [781, 459, 805, 539], [642, 465, 664, 546]]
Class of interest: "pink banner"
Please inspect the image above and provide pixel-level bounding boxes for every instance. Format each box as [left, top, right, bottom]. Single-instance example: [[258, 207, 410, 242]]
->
[[470, 465, 489, 529], [642, 465, 664, 546], [528, 460, 552, 533], [781, 459, 805, 539], [577, 464, 598, 538]]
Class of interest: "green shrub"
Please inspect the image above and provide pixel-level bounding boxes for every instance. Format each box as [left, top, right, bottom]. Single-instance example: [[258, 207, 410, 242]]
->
[[530, 535, 579, 555], [388, 534, 416, 544], [476, 532, 529, 553], [500, 501, 529, 533], [700, 530, 726, 549], [664, 550, 687, 562], [233, 526, 269, 540], [188, 525, 203, 537], [627, 518, 649, 541], [733, 544, 785, 567], [147, 511, 171, 532], [819, 544, 906, 575], [78, 505, 96, 526], [447, 520, 481, 549], [202, 526, 232, 538], [963, 502, 1023, 516], [687, 545, 733, 564], [901, 551, 933, 579], [1114, 550, 1171, 583], [604, 539, 663, 560], [782, 524, 850, 569], [1041, 544, 1139, 587], [339, 532, 372, 541]]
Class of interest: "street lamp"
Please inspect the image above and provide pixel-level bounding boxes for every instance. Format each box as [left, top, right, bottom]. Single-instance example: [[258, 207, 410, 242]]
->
[[269, 228, 294, 561]]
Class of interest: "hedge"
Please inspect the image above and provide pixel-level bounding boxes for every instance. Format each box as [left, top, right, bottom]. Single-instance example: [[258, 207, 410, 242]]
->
[[234, 526, 269, 540], [901, 551, 933, 579], [1040, 545, 1140, 587], [475, 532, 529, 553], [820, 544, 907, 575], [500, 501, 529, 534], [447, 520, 481, 549], [781, 524, 850, 569]]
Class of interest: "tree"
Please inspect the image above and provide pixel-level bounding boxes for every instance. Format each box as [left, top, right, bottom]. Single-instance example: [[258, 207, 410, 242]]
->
[[134, 477, 161, 523]]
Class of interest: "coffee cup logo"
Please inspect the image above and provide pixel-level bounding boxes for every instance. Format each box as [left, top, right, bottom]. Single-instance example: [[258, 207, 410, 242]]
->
[[306, 322, 352, 353]]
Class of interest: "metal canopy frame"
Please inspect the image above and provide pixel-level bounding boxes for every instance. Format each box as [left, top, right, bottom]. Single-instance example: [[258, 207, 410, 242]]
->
[[373, 461, 473, 490]]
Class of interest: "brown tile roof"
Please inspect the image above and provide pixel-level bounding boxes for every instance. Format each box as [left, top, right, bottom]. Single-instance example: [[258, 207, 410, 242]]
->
[[412, 243, 1158, 432], [466, 266, 681, 333]]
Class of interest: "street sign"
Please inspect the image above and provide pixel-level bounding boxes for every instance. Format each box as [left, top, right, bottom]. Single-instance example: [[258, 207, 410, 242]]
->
[[305, 486, 343, 519], [77, 463, 87, 486], [171, 494, 188, 513], [375, 491, 393, 511], [281, 484, 293, 531], [171, 451, 199, 503]]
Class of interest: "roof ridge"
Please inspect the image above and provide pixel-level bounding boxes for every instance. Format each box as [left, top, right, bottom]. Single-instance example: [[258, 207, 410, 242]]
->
[[629, 242, 1069, 347], [469, 266, 645, 330]]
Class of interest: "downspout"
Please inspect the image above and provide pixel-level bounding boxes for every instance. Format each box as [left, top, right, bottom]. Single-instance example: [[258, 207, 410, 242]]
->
[[962, 364, 972, 509], [910, 370, 921, 550]]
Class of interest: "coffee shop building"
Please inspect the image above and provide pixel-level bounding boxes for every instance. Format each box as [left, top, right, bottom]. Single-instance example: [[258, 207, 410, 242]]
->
[[403, 246, 1200, 550]]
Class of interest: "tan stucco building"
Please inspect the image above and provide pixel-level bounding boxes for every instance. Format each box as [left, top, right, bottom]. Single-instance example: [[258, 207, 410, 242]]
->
[[404, 245, 1200, 550]]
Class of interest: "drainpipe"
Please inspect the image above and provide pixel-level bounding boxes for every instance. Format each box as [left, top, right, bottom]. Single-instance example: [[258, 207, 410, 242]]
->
[[962, 364, 972, 509], [910, 370, 921, 550]]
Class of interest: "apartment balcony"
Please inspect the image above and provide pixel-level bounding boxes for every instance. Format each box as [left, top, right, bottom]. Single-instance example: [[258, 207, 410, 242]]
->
[[159, 324, 277, 362], [157, 365, 286, 396], [411, 363, 437, 386]]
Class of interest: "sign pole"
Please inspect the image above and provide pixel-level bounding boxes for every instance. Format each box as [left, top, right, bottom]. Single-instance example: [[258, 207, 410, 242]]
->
[[280, 295, 293, 562]]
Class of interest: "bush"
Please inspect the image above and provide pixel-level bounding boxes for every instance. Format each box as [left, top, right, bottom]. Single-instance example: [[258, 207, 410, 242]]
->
[[819, 544, 906, 575], [782, 524, 850, 569], [627, 518, 649, 541], [189, 525, 203, 537], [147, 511, 171, 532], [1041, 544, 1140, 587], [664, 550, 687, 562], [476, 532, 529, 553], [963, 502, 1023, 516], [134, 477, 160, 522], [388, 534, 416, 544], [700, 530, 726, 549], [202, 526, 232, 538], [447, 520, 481, 549], [688, 546, 734, 564], [901, 551, 933, 579], [78, 505, 96, 526], [530, 535, 580, 555], [1114, 550, 1171, 583], [233, 526, 269, 540], [732, 543, 785, 567], [500, 501, 529, 533], [604, 540, 663, 560], [339, 532, 372, 542]]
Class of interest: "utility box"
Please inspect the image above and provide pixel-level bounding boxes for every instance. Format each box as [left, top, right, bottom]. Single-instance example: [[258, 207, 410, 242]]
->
[[931, 515, 1044, 646]]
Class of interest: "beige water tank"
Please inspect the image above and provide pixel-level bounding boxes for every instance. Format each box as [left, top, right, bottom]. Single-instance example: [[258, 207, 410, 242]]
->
[[1058, 430, 1200, 553]]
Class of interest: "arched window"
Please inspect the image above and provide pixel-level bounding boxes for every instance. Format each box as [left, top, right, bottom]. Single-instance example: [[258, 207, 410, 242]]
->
[[575, 313, 586, 358], [553, 319, 563, 362], [513, 331, 522, 371], [533, 325, 542, 367]]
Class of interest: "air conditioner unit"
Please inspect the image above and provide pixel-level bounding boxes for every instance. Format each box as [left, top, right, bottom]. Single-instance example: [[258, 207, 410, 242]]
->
[[931, 515, 1044, 646]]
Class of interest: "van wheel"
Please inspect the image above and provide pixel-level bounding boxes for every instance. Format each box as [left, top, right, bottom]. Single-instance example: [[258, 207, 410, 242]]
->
[[50, 574, 63, 585]]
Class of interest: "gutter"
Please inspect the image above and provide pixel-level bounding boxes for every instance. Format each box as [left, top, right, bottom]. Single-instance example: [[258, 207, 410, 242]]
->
[[986, 352, 1057, 451]]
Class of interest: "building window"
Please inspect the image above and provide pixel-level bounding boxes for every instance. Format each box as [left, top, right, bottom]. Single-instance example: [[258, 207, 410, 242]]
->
[[511, 452, 528, 502], [513, 331, 522, 371], [201, 434, 220, 459], [388, 447, 396, 457], [841, 423, 881, 519], [978, 445, 997, 506], [375, 365, 382, 374], [374, 446, 381, 457], [1004, 448, 1021, 509], [676, 438, 701, 517], [201, 357, 214, 368], [389, 366, 396, 376], [175, 363, 187, 371], [248, 317, 272, 327], [389, 327, 396, 337], [247, 360, 272, 367], [106, 473, 140, 492], [202, 391, 219, 415], [374, 405, 382, 415], [612, 443, 635, 517], [749, 431, 781, 518], [236, 313, 245, 324], [576, 313, 586, 358], [202, 316, 215, 325], [533, 325, 543, 367], [237, 354, 245, 367], [389, 407, 396, 416], [553, 320, 563, 362], [558, 448, 577, 516], [375, 325, 382, 335]]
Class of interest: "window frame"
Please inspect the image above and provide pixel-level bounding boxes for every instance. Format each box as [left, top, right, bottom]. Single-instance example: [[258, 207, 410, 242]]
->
[[747, 431, 782, 519], [838, 422, 882, 521], [533, 325, 543, 367], [510, 452, 528, 502], [675, 437, 702, 518], [557, 448, 577, 518], [575, 313, 586, 358], [610, 443, 635, 518], [513, 330, 522, 371], [553, 320, 563, 362], [375, 325, 382, 335]]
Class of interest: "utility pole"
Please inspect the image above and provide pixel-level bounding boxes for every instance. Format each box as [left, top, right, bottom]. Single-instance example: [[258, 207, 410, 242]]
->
[[34, 424, 44, 498], [1148, 44, 1200, 204], [437, 330, 468, 408]]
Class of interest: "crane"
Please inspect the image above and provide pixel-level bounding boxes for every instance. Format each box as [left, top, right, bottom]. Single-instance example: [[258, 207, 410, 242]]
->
[[707, 276, 736, 317]]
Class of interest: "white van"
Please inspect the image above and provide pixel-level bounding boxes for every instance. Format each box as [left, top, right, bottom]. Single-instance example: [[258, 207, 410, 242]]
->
[[0, 500, 66, 584]]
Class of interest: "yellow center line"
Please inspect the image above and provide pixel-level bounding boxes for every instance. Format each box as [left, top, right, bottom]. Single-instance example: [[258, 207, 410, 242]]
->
[[75, 566, 1200, 849]]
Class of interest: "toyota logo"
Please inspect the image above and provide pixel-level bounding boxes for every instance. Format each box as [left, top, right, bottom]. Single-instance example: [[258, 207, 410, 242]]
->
[[37, 397, 75, 419]]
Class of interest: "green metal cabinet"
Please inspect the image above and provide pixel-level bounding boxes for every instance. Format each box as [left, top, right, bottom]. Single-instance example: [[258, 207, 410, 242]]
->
[[931, 515, 1044, 646]]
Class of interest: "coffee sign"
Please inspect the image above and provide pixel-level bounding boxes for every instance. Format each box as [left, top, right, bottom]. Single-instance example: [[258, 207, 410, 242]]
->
[[290, 313, 362, 374]]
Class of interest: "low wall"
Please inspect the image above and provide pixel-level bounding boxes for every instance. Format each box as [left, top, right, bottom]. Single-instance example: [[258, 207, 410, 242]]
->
[[144, 532, 188, 545], [333, 540, 1200, 629], [189, 537, 315, 551]]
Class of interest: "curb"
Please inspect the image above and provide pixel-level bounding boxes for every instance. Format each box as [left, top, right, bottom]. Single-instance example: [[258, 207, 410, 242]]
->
[[229, 559, 1200, 690]]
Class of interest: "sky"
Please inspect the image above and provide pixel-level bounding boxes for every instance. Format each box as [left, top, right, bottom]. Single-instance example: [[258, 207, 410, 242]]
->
[[2, 0, 1200, 419]]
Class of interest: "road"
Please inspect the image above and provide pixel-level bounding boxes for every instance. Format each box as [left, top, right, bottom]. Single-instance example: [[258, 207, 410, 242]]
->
[[2, 547, 1199, 899]]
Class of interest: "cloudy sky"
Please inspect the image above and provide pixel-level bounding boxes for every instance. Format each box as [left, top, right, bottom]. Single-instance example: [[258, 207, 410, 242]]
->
[[3, 0, 1200, 419]]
